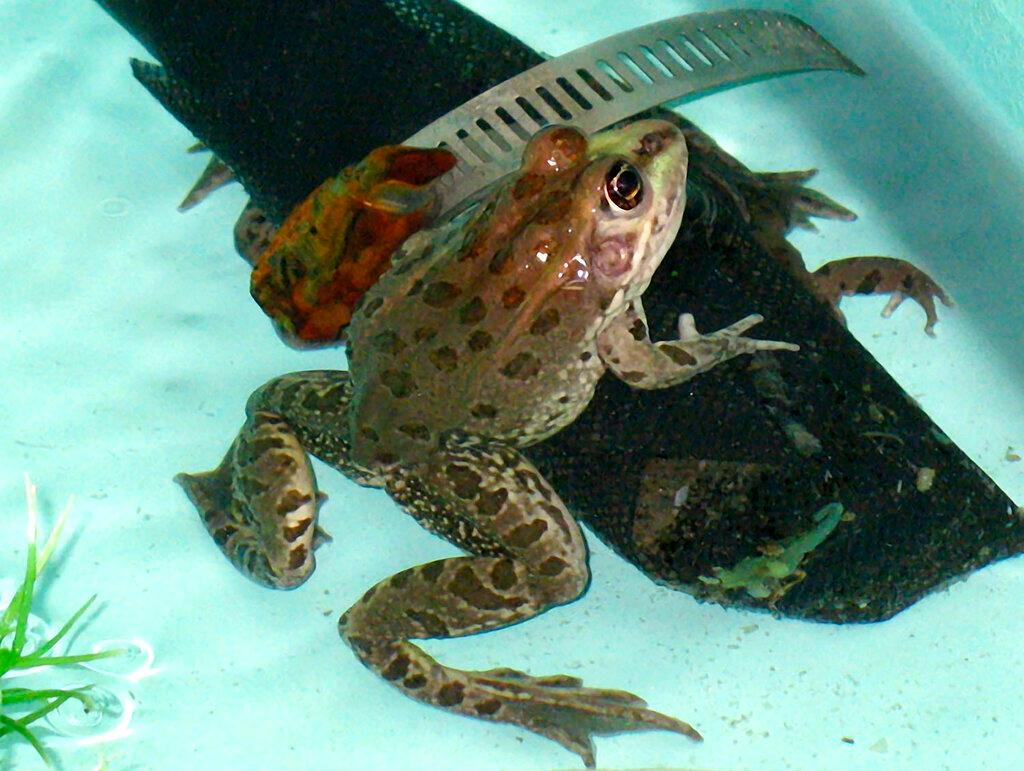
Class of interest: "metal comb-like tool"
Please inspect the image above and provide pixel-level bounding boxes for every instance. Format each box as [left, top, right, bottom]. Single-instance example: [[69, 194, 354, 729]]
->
[[404, 9, 862, 215]]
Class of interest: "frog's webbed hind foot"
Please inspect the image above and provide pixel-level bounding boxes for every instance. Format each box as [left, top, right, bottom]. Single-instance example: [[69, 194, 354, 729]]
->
[[811, 256, 954, 336], [465, 667, 701, 768], [749, 168, 857, 232], [175, 410, 328, 589], [677, 119, 856, 237]]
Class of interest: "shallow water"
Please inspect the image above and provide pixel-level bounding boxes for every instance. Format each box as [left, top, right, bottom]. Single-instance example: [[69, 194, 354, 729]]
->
[[1, 0, 1022, 768]]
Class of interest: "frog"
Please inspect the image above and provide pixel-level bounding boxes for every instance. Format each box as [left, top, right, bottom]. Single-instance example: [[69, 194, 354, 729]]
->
[[175, 119, 800, 768]]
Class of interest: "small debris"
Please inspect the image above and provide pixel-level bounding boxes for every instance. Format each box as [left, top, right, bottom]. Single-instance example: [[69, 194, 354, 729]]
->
[[673, 484, 690, 508], [915, 467, 936, 492], [842, 736, 855, 744], [741, 624, 759, 634], [1005, 447, 1021, 463]]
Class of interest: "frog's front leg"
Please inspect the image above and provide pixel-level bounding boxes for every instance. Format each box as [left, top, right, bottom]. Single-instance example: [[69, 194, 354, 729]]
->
[[597, 299, 798, 390], [811, 256, 953, 336], [340, 438, 700, 768]]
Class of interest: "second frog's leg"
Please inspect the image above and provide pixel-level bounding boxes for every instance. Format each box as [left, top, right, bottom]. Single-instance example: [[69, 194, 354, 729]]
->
[[810, 256, 953, 336], [340, 438, 700, 768], [597, 299, 799, 390]]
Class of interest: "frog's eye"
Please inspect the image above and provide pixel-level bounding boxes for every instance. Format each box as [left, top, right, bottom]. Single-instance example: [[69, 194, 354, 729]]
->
[[604, 160, 643, 212]]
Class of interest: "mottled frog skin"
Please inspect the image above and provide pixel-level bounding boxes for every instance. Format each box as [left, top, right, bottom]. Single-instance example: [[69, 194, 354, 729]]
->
[[176, 120, 798, 767]]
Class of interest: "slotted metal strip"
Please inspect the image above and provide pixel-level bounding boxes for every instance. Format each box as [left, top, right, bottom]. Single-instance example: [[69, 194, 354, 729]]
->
[[403, 9, 862, 215]]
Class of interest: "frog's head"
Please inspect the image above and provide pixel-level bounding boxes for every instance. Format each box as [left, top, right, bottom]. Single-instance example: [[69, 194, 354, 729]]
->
[[514, 120, 687, 314], [580, 119, 687, 305]]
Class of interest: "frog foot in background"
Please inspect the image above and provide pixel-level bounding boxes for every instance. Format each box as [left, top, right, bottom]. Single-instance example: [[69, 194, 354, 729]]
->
[[677, 118, 952, 335], [178, 143, 237, 212], [810, 255, 954, 336]]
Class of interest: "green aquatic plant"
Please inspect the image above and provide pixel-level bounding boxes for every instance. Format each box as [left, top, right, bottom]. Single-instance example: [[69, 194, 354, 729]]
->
[[1, 476, 123, 765]]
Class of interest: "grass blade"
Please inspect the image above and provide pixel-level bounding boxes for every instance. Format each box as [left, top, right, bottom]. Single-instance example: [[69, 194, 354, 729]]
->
[[0, 711, 53, 764]]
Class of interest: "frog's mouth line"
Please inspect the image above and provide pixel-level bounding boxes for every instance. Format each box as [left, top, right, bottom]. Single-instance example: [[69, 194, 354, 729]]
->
[[402, 9, 862, 218]]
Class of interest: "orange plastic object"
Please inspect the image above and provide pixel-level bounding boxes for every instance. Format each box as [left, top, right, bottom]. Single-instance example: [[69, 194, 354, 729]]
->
[[250, 145, 457, 347]]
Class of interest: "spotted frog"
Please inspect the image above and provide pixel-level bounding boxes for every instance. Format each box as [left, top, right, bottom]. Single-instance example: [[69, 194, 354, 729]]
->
[[176, 119, 797, 767]]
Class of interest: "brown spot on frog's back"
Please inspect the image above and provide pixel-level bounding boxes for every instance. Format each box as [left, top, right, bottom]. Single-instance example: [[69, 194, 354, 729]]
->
[[512, 173, 545, 201], [458, 296, 487, 325], [281, 516, 313, 542], [476, 487, 508, 518], [380, 369, 414, 398], [413, 326, 437, 343], [490, 559, 518, 590], [470, 402, 499, 419], [488, 246, 512, 275], [420, 560, 446, 583], [474, 699, 502, 716], [467, 330, 493, 351], [398, 423, 432, 442], [501, 286, 526, 309], [529, 307, 561, 336], [382, 654, 411, 681], [405, 609, 449, 637], [428, 346, 459, 372], [373, 329, 407, 354], [539, 556, 569, 576], [500, 352, 541, 380], [403, 674, 427, 690], [421, 281, 461, 308]]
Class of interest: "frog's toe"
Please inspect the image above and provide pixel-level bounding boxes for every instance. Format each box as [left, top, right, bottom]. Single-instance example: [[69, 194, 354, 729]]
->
[[755, 169, 857, 229], [175, 411, 325, 590], [468, 670, 701, 768], [676, 311, 761, 341]]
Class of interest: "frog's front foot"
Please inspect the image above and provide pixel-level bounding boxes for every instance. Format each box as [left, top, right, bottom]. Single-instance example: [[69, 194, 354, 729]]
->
[[676, 312, 800, 355], [811, 256, 954, 336]]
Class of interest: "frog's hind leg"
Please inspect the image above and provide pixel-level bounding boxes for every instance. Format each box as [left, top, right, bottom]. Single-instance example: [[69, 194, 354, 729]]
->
[[339, 439, 700, 768], [175, 370, 362, 589]]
